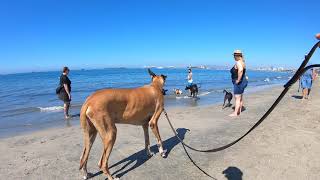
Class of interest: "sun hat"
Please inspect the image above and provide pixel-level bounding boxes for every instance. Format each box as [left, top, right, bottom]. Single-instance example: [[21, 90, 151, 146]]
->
[[233, 50, 243, 55]]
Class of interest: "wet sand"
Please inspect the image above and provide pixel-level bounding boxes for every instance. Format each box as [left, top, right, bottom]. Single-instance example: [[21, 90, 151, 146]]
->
[[1, 80, 320, 180]]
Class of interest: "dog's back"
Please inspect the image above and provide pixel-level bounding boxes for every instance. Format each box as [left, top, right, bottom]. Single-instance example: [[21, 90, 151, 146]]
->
[[224, 90, 233, 99], [82, 86, 162, 125]]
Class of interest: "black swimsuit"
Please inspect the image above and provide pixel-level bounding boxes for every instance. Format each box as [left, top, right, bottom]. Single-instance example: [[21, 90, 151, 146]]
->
[[230, 66, 246, 84], [230, 66, 248, 94]]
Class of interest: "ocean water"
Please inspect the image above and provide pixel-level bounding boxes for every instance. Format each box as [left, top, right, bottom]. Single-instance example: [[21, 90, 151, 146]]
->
[[0, 68, 292, 137]]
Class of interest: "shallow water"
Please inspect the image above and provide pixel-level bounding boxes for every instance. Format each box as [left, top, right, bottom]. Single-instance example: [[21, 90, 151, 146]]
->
[[0, 68, 292, 138]]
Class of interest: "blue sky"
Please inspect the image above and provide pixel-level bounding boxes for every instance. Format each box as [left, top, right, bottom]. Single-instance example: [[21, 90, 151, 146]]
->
[[0, 0, 319, 74]]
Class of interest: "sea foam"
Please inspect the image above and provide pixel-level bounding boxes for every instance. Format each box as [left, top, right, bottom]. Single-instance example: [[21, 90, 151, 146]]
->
[[38, 106, 64, 112]]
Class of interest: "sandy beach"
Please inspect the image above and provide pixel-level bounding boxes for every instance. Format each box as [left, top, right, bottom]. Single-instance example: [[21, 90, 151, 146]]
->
[[1, 81, 320, 180]]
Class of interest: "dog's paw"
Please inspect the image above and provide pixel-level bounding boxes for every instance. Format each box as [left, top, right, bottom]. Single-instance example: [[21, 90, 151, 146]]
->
[[83, 173, 93, 180], [146, 152, 153, 158], [83, 175, 88, 180], [160, 150, 167, 158]]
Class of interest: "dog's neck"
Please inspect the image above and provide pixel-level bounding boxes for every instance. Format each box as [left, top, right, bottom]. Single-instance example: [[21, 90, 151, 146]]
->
[[151, 80, 164, 92]]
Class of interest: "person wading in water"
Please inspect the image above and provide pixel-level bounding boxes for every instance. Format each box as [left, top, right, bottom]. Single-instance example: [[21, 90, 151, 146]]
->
[[57, 67, 72, 119]]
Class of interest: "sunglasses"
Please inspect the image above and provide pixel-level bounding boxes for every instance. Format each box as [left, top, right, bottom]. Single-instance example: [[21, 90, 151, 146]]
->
[[233, 54, 242, 57]]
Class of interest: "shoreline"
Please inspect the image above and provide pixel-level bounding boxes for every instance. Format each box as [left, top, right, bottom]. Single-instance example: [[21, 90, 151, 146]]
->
[[0, 83, 284, 139]]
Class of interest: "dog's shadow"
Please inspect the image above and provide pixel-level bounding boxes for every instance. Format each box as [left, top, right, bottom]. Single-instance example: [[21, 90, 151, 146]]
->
[[292, 95, 303, 99], [90, 128, 189, 179], [223, 103, 233, 109]]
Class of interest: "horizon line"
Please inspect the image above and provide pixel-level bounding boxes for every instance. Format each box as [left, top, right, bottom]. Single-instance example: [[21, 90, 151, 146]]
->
[[0, 65, 297, 76]]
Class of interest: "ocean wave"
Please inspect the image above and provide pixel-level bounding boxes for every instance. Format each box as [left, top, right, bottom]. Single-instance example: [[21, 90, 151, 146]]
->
[[176, 95, 192, 99], [0, 107, 39, 118], [264, 78, 270, 82], [38, 106, 64, 112], [198, 91, 211, 96]]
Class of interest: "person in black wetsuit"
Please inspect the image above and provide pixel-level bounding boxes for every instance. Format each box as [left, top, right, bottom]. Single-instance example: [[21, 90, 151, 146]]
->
[[229, 50, 248, 117], [58, 67, 72, 119]]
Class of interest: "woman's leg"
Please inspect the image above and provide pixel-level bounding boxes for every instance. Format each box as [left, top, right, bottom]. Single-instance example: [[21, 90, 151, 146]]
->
[[64, 102, 70, 119], [239, 94, 244, 115], [303, 88, 308, 99], [229, 94, 241, 117]]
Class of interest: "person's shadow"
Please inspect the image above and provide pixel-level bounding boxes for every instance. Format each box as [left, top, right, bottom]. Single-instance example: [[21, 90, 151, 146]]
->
[[232, 106, 246, 112], [89, 128, 189, 179], [222, 166, 243, 180]]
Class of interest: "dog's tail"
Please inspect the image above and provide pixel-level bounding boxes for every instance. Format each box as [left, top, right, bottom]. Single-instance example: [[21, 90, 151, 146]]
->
[[79, 100, 92, 170], [80, 102, 89, 132]]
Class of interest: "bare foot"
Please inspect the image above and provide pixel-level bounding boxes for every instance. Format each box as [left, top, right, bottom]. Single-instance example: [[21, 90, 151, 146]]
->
[[65, 115, 72, 120], [228, 113, 238, 117]]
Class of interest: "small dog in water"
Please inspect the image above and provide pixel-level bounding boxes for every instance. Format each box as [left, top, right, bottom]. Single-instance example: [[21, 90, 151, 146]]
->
[[222, 90, 233, 109], [173, 88, 183, 95]]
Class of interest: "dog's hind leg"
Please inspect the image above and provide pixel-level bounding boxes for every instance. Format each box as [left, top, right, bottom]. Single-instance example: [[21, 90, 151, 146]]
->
[[143, 122, 152, 157], [79, 119, 97, 179], [227, 98, 232, 107], [96, 118, 117, 180], [98, 149, 105, 169]]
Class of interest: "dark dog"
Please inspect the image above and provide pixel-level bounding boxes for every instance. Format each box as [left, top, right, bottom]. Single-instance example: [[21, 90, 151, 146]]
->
[[185, 84, 198, 98], [222, 90, 233, 109], [162, 89, 168, 95]]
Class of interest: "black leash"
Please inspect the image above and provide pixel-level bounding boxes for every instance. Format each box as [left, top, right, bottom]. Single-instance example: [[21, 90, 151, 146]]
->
[[163, 41, 319, 178], [163, 110, 217, 179]]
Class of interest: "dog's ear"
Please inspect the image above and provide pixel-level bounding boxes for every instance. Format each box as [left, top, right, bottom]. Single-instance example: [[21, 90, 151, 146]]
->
[[148, 69, 156, 77], [161, 74, 167, 81]]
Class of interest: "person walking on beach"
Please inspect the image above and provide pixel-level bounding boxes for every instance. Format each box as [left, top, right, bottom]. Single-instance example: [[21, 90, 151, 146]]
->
[[300, 68, 316, 99], [229, 50, 248, 117], [57, 67, 72, 119]]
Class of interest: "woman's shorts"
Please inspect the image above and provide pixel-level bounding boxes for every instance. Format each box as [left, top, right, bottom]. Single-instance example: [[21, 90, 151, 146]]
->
[[233, 80, 248, 95], [58, 91, 71, 103], [301, 79, 312, 89]]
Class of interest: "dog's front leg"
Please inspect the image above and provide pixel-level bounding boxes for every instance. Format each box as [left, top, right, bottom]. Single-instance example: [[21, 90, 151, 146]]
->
[[222, 96, 227, 109], [142, 123, 152, 158], [149, 106, 166, 158]]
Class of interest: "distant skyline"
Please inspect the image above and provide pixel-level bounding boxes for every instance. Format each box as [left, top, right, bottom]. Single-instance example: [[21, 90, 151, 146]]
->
[[0, 0, 319, 74]]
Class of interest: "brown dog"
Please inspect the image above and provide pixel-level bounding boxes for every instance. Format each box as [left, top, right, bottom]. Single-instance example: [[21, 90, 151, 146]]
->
[[79, 69, 167, 180], [173, 88, 183, 95]]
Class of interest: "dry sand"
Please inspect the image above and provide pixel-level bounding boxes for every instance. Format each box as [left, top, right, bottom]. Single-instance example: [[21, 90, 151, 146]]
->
[[1, 81, 320, 180]]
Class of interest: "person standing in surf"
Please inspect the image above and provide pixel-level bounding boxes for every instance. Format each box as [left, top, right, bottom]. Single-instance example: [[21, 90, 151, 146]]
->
[[229, 50, 248, 117], [187, 68, 193, 86], [187, 68, 193, 95], [57, 67, 72, 119]]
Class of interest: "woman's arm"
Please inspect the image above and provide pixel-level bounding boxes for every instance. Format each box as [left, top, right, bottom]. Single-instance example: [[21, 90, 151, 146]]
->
[[236, 62, 244, 84], [63, 84, 71, 100]]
